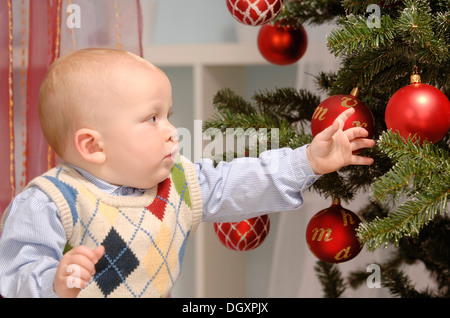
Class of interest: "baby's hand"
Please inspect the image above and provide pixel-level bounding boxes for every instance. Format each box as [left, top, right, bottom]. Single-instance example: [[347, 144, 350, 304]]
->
[[54, 245, 105, 298], [306, 107, 375, 175]]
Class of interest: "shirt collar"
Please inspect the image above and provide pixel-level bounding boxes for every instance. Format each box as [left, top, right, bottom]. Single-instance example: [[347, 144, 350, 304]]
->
[[66, 163, 147, 197]]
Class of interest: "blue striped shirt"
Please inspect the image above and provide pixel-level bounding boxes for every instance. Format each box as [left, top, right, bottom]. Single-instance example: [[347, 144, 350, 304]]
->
[[0, 146, 320, 298]]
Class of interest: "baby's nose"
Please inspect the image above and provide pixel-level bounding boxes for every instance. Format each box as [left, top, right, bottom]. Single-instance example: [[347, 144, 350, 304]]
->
[[169, 128, 178, 142]]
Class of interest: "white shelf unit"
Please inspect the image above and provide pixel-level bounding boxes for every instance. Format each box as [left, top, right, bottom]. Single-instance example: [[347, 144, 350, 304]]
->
[[144, 43, 269, 120]]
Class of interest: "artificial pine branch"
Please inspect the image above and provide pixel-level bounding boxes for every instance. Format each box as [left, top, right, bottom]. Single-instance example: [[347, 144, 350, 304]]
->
[[357, 131, 450, 251], [228, 0, 450, 298], [311, 172, 356, 203], [348, 220, 450, 298], [314, 71, 337, 92], [276, 0, 345, 26], [399, 215, 450, 296], [395, 0, 435, 47], [342, 0, 404, 13], [204, 89, 316, 158], [204, 88, 377, 200], [382, 268, 432, 298], [314, 261, 346, 298], [376, 130, 449, 164], [212, 87, 255, 114], [327, 15, 396, 57], [349, 262, 434, 297], [330, 47, 412, 95], [374, 131, 449, 202], [325, 0, 449, 94], [252, 87, 320, 132]]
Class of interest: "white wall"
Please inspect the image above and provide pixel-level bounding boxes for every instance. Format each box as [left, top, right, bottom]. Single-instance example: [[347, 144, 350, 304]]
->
[[143, 0, 237, 45]]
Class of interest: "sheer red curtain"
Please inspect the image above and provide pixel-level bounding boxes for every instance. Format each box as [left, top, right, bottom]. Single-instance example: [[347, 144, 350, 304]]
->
[[0, 0, 143, 219], [26, 0, 61, 193], [0, 0, 15, 218]]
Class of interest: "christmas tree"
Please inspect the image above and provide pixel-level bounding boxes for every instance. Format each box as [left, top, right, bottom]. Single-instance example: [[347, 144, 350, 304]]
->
[[207, 0, 449, 297]]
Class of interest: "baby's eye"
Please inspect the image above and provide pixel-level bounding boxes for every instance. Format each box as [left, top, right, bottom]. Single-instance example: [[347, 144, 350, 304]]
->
[[147, 116, 156, 123]]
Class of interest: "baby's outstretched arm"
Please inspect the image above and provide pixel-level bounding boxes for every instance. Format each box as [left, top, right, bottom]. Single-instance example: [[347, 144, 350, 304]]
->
[[306, 107, 375, 175], [54, 245, 104, 298]]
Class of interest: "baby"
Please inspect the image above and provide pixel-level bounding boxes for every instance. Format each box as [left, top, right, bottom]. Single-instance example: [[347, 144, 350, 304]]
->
[[0, 48, 374, 298]]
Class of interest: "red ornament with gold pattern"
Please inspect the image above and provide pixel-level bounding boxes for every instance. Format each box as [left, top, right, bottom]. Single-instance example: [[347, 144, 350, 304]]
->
[[311, 87, 375, 140], [226, 0, 284, 26], [214, 215, 270, 251], [385, 71, 450, 144], [306, 199, 363, 263]]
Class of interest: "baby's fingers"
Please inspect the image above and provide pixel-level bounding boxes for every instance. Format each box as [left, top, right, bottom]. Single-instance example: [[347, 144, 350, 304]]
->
[[65, 252, 96, 275], [92, 245, 105, 264], [350, 154, 374, 166], [336, 107, 356, 124], [66, 264, 95, 289], [66, 245, 104, 267], [351, 138, 376, 152], [344, 126, 370, 140], [317, 108, 356, 141]]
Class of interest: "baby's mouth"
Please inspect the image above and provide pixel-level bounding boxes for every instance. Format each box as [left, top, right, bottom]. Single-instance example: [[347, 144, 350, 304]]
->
[[165, 144, 179, 161]]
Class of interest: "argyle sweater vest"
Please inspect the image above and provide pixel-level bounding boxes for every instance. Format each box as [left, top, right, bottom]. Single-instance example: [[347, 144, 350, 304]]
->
[[26, 156, 202, 298]]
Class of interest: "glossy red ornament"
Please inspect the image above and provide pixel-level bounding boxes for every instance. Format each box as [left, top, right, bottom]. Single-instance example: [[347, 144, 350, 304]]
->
[[226, 0, 284, 26], [306, 199, 363, 263], [311, 88, 375, 140], [257, 22, 308, 65], [214, 215, 270, 251], [385, 74, 450, 144]]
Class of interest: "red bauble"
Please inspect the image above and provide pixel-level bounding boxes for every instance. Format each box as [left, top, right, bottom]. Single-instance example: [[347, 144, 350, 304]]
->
[[226, 0, 284, 26], [306, 199, 363, 263], [311, 88, 375, 140], [257, 22, 308, 65], [214, 215, 270, 251], [385, 75, 450, 144]]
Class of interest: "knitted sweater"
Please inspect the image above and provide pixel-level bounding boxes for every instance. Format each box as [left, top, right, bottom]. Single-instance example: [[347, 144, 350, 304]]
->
[[25, 156, 202, 298]]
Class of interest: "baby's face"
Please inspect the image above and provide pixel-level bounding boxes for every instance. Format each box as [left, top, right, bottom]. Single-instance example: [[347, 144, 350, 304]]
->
[[97, 62, 178, 189]]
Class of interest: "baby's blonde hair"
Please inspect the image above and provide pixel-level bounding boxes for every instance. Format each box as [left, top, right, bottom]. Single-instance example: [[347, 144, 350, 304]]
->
[[38, 48, 149, 157]]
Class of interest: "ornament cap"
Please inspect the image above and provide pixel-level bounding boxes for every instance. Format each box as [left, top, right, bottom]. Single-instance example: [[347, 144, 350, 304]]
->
[[350, 87, 360, 97], [410, 66, 421, 84], [332, 197, 341, 206], [410, 74, 421, 84]]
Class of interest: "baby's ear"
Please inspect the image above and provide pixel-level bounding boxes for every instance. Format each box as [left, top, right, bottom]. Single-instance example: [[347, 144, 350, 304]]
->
[[73, 128, 106, 164]]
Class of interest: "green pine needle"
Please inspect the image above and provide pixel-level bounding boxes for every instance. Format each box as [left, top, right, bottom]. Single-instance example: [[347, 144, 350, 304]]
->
[[314, 261, 346, 298], [327, 15, 396, 57], [357, 131, 450, 251]]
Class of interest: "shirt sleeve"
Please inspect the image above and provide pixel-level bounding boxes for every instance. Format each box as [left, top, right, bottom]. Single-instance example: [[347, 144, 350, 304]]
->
[[195, 145, 321, 223], [0, 188, 66, 298]]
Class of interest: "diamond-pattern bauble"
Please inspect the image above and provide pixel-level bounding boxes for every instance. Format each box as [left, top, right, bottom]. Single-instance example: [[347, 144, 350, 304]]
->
[[214, 215, 270, 251], [226, 0, 284, 26]]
